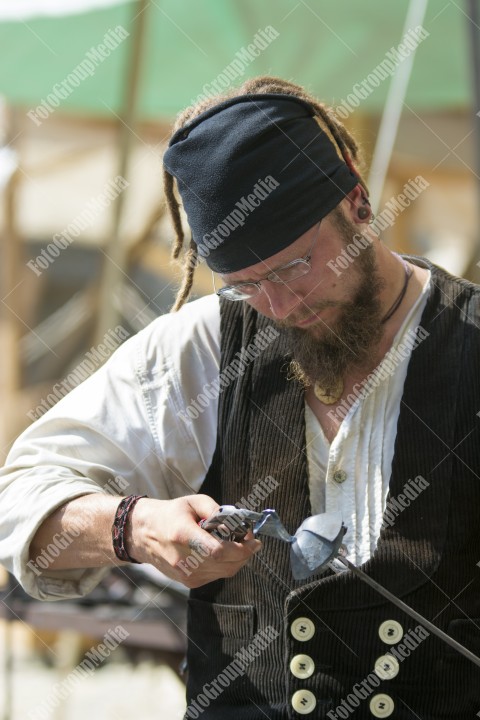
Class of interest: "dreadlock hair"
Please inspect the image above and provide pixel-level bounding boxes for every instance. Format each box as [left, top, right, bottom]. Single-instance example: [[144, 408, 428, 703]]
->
[[163, 76, 369, 311]]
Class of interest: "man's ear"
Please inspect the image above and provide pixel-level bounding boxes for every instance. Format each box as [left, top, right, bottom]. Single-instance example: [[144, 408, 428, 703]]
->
[[342, 184, 372, 224]]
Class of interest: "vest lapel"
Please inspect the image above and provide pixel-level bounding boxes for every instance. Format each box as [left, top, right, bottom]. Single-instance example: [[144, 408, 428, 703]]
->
[[247, 312, 310, 587]]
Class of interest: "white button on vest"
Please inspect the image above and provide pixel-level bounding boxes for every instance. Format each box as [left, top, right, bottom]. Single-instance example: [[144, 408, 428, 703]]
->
[[378, 620, 403, 644], [369, 693, 395, 717], [291, 689, 316, 714], [333, 469, 347, 483], [290, 654, 315, 679], [374, 654, 400, 680], [290, 617, 315, 641]]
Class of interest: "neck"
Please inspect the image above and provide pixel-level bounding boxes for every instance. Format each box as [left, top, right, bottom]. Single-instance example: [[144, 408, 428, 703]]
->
[[381, 254, 412, 324], [376, 248, 428, 347]]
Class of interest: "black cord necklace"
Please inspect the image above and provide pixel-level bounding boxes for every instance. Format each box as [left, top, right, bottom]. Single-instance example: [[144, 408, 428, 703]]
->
[[381, 256, 413, 324]]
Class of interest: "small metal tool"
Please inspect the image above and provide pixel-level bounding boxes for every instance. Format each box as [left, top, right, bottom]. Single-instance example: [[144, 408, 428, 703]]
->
[[199, 506, 293, 542], [200, 506, 345, 579]]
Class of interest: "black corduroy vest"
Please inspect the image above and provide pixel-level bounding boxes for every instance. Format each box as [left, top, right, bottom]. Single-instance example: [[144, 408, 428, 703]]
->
[[186, 263, 480, 719]]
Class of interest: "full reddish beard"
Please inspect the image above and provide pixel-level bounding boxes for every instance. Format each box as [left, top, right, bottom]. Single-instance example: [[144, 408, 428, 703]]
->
[[281, 220, 385, 392]]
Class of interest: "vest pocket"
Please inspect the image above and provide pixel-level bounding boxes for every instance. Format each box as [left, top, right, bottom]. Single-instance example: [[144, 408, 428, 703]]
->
[[188, 597, 256, 639], [185, 599, 259, 713]]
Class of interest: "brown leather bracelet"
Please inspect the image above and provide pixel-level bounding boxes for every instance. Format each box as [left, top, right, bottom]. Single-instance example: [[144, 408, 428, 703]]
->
[[111, 494, 147, 563]]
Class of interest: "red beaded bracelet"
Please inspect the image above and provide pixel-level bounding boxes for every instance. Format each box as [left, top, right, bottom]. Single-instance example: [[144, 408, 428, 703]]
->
[[111, 494, 147, 563]]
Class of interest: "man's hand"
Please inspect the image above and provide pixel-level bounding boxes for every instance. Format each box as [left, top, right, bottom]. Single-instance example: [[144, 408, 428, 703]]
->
[[125, 495, 262, 588]]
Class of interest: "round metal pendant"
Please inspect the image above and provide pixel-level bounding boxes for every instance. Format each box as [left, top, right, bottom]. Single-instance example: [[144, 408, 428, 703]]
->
[[313, 378, 343, 404]]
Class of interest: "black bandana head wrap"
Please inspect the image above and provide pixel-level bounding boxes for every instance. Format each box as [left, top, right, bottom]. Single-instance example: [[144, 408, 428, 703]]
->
[[163, 93, 358, 273]]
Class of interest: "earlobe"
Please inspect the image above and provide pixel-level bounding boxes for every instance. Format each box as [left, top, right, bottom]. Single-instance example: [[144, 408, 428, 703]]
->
[[344, 184, 371, 223], [356, 194, 372, 223]]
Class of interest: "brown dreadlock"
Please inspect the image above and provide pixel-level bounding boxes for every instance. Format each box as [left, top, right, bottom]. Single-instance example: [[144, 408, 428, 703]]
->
[[163, 76, 368, 312]]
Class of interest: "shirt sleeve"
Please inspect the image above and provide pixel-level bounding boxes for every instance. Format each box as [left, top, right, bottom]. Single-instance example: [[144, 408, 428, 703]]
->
[[0, 294, 221, 600]]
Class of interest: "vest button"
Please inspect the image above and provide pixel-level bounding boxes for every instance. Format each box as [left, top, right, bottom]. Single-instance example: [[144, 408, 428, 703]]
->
[[378, 620, 403, 644], [290, 617, 315, 641], [374, 654, 400, 680], [333, 469, 347, 483], [290, 654, 315, 679], [291, 689, 316, 714], [369, 693, 395, 717]]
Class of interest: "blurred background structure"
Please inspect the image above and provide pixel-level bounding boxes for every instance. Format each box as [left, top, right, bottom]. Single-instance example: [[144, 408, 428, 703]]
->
[[0, 0, 479, 717]]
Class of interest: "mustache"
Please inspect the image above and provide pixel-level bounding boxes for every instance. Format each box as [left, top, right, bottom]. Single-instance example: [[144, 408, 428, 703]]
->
[[275, 300, 345, 328]]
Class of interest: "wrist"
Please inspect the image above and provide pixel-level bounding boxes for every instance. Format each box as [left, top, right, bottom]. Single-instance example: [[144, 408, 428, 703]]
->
[[112, 495, 147, 563]]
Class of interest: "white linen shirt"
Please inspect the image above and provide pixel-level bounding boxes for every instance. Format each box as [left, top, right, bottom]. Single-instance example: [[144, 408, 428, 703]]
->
[[0, 276, 430, 600]]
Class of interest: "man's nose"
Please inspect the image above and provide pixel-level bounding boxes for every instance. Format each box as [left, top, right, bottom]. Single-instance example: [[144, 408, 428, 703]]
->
[[259, 281, 302, 320]]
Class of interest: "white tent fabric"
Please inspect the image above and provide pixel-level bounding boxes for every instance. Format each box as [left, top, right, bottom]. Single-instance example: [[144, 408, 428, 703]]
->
[[0, 0, 128, 21]]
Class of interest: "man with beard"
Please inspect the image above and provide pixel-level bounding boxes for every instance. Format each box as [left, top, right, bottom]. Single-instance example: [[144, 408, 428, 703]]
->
[[1, 77, 479, 718]]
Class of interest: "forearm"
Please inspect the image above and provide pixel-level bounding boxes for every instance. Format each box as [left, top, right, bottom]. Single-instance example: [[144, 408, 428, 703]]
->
[[28, 493, 123, 570], [28, 492, 262, 589]]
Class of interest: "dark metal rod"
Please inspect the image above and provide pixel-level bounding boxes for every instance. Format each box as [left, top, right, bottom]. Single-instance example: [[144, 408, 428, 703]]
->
[[330, 557, 480, 668]]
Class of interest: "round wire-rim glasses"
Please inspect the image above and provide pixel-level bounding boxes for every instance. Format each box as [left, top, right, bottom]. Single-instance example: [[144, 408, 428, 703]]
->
[[213, 221, 322, 302]]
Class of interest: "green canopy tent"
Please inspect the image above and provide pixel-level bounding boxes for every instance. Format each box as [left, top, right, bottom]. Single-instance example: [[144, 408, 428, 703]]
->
[[0, 0, 471, 118]]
